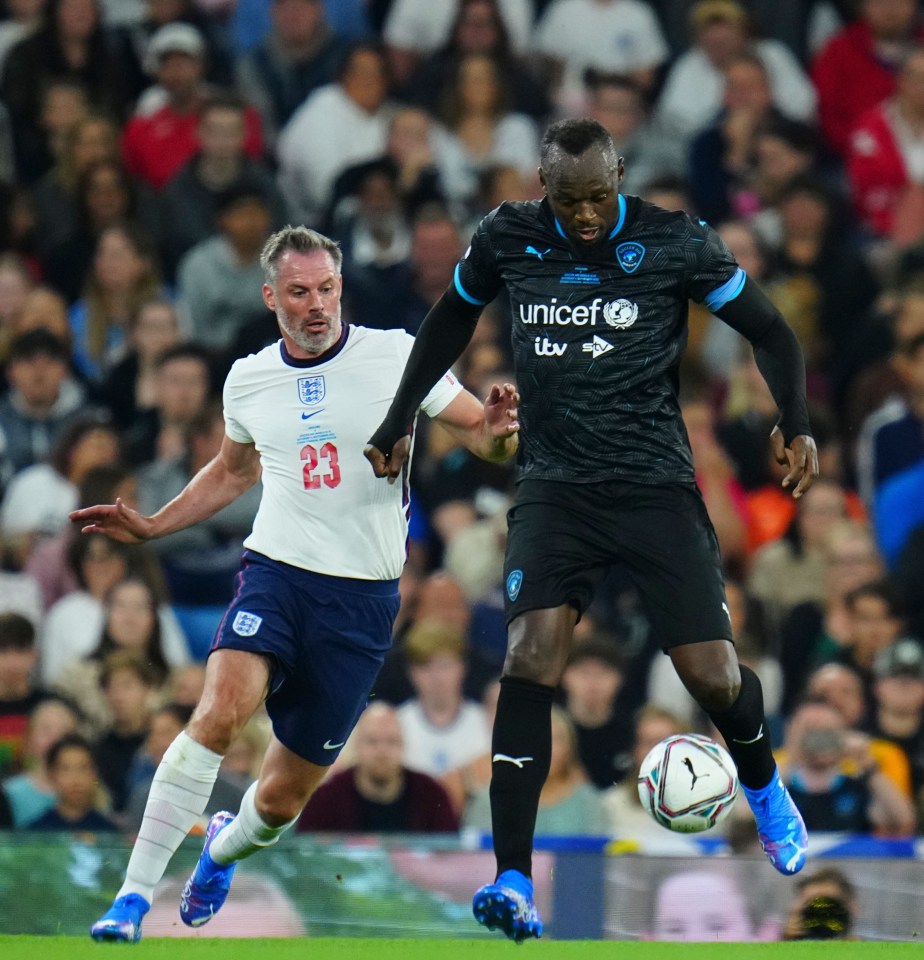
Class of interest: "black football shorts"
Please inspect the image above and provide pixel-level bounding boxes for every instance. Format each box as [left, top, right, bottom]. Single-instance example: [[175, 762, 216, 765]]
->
[[502, 478, 733, 648]]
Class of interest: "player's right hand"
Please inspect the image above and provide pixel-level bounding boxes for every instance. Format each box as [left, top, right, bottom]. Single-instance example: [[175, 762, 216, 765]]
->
[[68, 498, 154, 543], [364, 435, 411, 485]]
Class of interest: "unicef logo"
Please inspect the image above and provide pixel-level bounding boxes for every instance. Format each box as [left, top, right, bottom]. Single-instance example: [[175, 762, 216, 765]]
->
[[603, 299, 638, 329]]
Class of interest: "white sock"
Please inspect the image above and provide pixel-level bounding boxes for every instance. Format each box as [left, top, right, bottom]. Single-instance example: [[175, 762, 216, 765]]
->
[[117, 732, 223, 903], [208, 781, 298, 866]]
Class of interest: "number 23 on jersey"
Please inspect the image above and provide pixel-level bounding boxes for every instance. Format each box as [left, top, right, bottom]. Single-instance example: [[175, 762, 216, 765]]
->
[[301, 442, 341, 490]]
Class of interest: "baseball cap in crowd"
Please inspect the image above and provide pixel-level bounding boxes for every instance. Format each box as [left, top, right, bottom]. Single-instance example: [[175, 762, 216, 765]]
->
[[144, 23, 206, 75], [690, 0, 748, 30], [874, 637, 924, 681]]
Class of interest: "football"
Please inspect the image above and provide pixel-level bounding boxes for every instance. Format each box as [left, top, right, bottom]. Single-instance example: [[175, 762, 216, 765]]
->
[[637, 733, 740, 833]]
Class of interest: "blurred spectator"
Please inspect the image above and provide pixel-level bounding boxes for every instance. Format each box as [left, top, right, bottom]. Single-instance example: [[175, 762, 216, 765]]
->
[[0, 0, 45, 78], [396, 619, 491, 779], [176, 188, 272, 350], [782, 866, 857, 941], [855, 331, 924, 505], [234, 0, 349, 149], [688, 52, 782, 224], [656, 0, 815, 145], [0, 697, 78, 826], [586, 72, 684, 198], [6, 286, 72, 348], [121, 23, 263, 190], [166, 662, 205, 707], [0, 254, 34, 361], [52, 576, 175, 733], [0, 412, 117, 570], [778, 521, 884, 710], [870, 637, 924, 821], [0, 327, 86, 476], [748, 478, 851, 628], [846, 47, 924, 247], [894, 525, 924, 641], [120, 343, 212, 468], [601, 704, 685, 842], [443, 501, 507, 607], [45, 160, 149, 303], [1, 0, 124, 182], [136, 400, 260, 606], [67, 222, 163, 381], [297, 701, 459, 832], [123, 700, 192, 830], [207, 714, 270, 815], [383, 0, 533, 84], [806, 661, 913, 797], [159, 92, 287, 276], [98, 298, 182, 432], [401, 0, 550, 123], [681, 396, 747, 566], [875, 457, 924, 568], [24, 462, 137, 609], [0, 613, 51, 777], [780, 699, 915, 835], [560, 636, 631, 788], [464, 705, 606, 835], [532, 0, 668, 108], [93, 651, 156, 813], [109, 0, 232, 106], [25, 732, 118, 830], [31, 111, 121, 262], [278, 42, 394, 224], [812, 0, 923, 159], [433, 52, 539, 216], [40, 534, 189, 686]]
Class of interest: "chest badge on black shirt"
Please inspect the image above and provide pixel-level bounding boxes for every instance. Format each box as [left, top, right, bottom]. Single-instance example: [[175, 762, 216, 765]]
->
[[616, 242, 645, 273]]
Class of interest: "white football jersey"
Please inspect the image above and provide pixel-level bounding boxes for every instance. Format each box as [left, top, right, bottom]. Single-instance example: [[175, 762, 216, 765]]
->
[[223, 325, 462, 580]]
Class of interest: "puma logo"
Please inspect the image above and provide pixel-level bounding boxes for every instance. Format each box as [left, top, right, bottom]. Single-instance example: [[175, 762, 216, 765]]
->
[[493, 754, 534, 768], [683, 756, 710, 789]]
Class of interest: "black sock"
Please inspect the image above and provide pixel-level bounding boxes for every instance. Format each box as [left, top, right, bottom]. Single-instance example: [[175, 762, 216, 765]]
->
[[705, 665, 776, 790], [489, 676, 554, 880]]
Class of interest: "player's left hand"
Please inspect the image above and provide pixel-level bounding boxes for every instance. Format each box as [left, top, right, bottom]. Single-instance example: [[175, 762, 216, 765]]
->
[[483, 382, 520, 439], [363, 434, 411, 485], [771, 427, 819, 499]]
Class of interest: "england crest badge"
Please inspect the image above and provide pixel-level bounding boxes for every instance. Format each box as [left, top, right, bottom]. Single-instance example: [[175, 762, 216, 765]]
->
[[232, 611, 263, 637], [298, 375, 326, 405]]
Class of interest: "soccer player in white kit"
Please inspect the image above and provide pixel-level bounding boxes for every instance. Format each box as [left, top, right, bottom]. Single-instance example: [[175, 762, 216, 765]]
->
[[76, 226, 520, 942]]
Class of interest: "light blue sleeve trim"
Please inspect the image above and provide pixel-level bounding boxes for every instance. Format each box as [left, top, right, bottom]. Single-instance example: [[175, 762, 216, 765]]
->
[[703, 267, 747, 311], [453, 264, 487, 305]]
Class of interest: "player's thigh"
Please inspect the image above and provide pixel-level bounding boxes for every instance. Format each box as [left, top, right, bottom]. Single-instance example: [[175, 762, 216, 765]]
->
[[613, 484, 732, 649]]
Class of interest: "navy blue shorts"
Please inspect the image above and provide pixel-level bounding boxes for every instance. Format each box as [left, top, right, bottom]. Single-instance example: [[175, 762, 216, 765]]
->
[[211, 550, 399, 765]]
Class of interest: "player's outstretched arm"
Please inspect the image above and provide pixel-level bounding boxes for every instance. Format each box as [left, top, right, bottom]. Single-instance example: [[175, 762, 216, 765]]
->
[[365, 287, 482, 482], [715, 278, 819, 498], [434, 383, 520, 462], [70, 435, 261, 540]]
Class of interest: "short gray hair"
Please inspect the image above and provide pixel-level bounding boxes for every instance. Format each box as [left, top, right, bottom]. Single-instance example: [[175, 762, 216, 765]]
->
[[260, 226, 343, 286]]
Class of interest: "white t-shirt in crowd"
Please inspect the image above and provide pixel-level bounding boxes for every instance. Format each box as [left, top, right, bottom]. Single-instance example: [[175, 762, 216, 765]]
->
[[223, 326, 462, 581], [384, 0, 535, 54], [398, 699, 491, 776]]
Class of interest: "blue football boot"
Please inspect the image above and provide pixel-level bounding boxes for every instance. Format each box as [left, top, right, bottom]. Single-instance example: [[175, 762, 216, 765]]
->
[[472, 869, 543, 942], [743, 770, 808, 875], [179, 811, 237, 927], [90, 893, 150, 942]]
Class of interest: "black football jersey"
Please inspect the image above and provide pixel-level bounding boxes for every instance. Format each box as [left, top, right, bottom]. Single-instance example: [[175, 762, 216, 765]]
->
[[455, 195, 743, 483]]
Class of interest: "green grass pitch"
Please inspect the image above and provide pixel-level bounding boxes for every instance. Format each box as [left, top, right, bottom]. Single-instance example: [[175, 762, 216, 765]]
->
[[0, 938, 921, 960]]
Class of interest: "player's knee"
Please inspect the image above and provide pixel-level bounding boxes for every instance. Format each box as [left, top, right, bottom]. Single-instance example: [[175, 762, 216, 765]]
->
[[254, 782, 306, 826], [693, 673, 741, 713], [186, 710, 243, 756]]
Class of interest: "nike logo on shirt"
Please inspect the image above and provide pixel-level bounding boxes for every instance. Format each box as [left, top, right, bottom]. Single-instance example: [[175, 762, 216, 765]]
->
[[301, 410, 323, 420]]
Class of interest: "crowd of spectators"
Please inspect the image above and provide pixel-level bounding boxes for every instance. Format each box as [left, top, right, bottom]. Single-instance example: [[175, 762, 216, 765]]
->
[[0, 0, 923, 853]]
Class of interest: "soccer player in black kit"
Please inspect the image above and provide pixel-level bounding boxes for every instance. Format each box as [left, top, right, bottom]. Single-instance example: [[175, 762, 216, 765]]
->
[[366, 118, 819, 942]]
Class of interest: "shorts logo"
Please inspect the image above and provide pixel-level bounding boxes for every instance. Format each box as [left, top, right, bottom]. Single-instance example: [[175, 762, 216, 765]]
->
[[603, 299, 638, 329], [506, 569, 524, 602], [615, 242, 645, 273], [232, 611, 263, 636], [298, 375, 326, 405]]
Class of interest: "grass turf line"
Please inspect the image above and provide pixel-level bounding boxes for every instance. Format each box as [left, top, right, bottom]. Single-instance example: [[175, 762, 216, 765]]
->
[[0, 938, 921, 959]]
